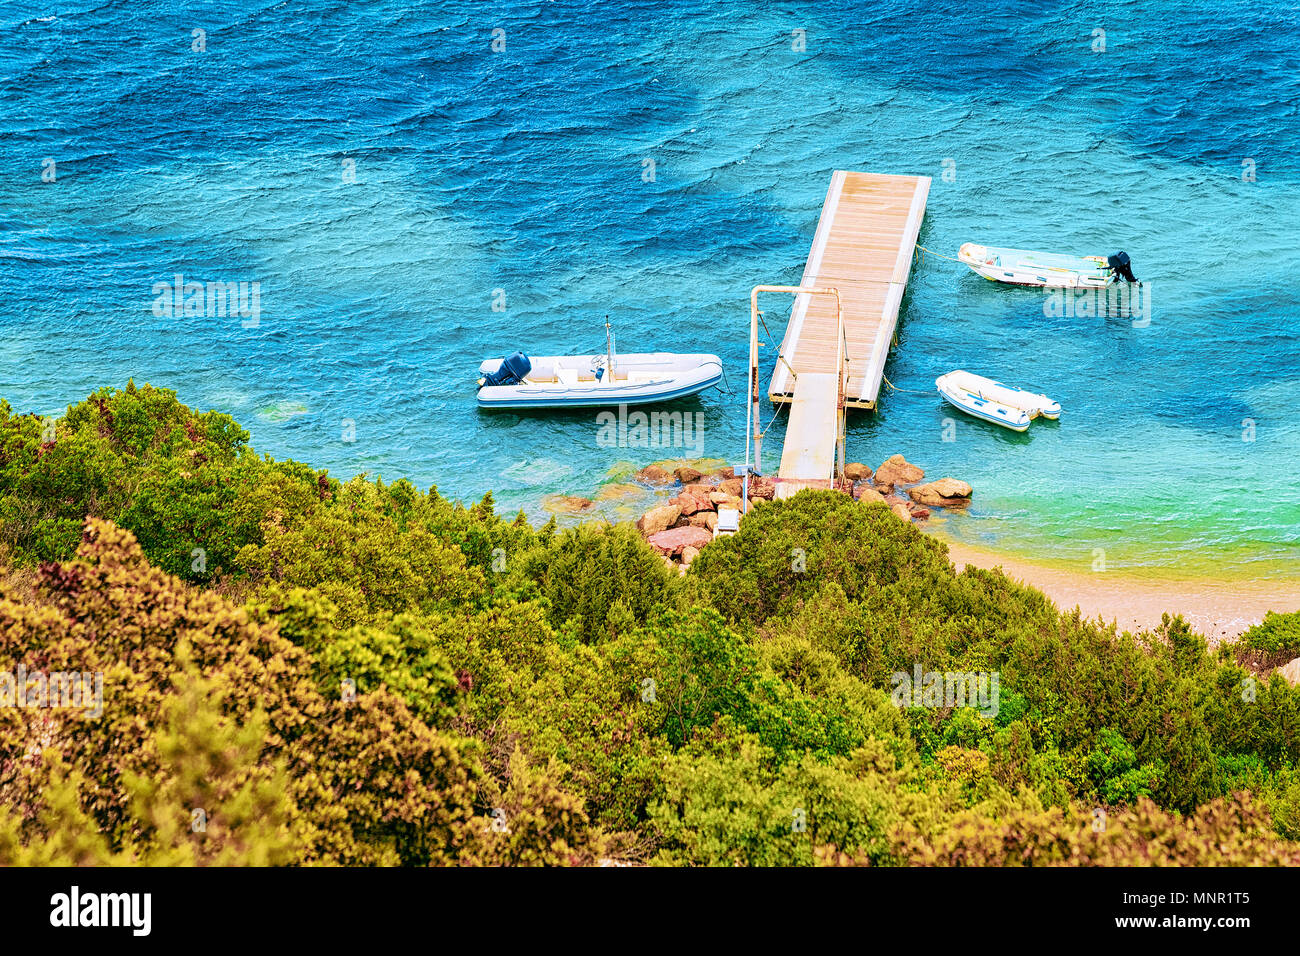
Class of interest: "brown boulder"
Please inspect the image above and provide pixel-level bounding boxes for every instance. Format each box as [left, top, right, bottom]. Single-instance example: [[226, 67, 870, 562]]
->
[[1277, 657, 1300, 687], [636, 503, 680, 534], [890, 502, 913, 522], [682, 485, 715, 511], [673, 492, 701, 516], [907, 478, 973, 508], [844, 462, 873, 481], [874, 454, 924, 487], [674, 466, 704, 484], [717, 478, 744, 497], [854, 485, 887, 505], [906, 503, 931, 520], [647, 525, 713, 557], [681, 545, 701, 566], [540, 494, 594, 514], [931, 477, 972, 497], [711, 466, 736, 480], [749, 476, 777, 500], [690, 512, 719, 531], [635, 464, 674, 485]]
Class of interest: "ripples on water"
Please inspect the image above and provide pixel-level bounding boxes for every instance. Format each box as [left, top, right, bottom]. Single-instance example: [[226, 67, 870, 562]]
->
[[0, 0, 1297, 577]]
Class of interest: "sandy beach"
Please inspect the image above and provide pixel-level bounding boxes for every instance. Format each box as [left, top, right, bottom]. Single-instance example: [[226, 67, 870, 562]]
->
[[936, 537, 1300, 645], [581, 470, 1299, 648]]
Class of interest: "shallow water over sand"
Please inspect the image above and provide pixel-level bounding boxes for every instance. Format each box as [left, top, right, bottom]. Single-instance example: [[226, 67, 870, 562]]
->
[[1, 0, 1296, 578]]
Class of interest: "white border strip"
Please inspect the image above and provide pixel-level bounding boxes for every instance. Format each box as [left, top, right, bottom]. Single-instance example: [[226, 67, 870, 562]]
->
[[861, 177, 931, 406], [769, 170, 845, 398]]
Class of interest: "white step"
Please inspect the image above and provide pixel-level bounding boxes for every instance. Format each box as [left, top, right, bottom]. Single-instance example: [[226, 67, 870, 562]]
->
[[778, 373, 839, 486]]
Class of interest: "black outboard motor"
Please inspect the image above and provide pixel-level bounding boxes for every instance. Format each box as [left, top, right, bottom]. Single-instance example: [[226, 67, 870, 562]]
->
[[1107, 251, 1137, 282], [481, 351, 531, 388]]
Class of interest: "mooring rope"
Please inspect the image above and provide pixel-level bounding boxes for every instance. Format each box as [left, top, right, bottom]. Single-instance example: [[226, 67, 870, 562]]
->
[[914, 244, 962, 265], [877, 245, 958, 394], [757, 310, 801, 384], [881, 372, 932, 395], [758, 396, 789, 438]]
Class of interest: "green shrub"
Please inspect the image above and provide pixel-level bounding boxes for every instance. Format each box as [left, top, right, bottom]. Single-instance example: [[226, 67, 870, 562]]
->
[[3, 389, 1298, 866], [1241, 611, 1300, 655], [519, 522, 675, 643]]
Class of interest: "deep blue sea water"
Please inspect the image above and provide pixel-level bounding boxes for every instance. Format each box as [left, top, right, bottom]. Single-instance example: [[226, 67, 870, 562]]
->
[[2, 0, 1298, 577]]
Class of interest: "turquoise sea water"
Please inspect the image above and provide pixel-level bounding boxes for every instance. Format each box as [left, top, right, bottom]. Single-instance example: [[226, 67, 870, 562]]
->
[[2, 1, 1297, 577]]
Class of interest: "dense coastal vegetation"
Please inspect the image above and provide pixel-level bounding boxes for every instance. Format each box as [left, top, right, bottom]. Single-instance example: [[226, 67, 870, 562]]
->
[[1, 383, 1298, 865]]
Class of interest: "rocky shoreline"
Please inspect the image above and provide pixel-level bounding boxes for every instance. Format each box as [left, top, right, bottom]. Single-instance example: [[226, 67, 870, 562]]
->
[[533, 460, 1300, 667], [613, 455, 975, 573], [535, 454, 975, 573], [632, 463, 764, 571]]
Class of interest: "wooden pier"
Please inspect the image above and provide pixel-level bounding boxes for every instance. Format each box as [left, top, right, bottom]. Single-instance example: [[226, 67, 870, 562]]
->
[[755, 170, 929, 495]]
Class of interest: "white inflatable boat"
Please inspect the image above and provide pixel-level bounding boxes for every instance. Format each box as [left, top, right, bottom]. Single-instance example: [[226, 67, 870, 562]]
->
[[477, 351, 723, 408], [936, 370, 1060, 433], [958, 243, 1137, 288]]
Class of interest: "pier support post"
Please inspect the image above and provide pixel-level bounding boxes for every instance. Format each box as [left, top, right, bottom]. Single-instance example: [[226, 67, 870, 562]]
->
[[749, 285, 847, 486]]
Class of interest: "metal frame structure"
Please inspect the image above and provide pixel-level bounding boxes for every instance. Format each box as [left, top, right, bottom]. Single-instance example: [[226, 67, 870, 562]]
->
[[746, 285, 849, 482]]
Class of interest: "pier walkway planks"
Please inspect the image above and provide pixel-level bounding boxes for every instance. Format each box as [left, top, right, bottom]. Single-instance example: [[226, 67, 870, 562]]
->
[[769, 171, 929, 496]]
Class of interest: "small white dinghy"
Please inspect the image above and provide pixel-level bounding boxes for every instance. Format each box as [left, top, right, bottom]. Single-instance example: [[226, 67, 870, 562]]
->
[[477, 321, 722, 409], [958, 243, 1137, 288], [936, 370, 1060, 433]]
